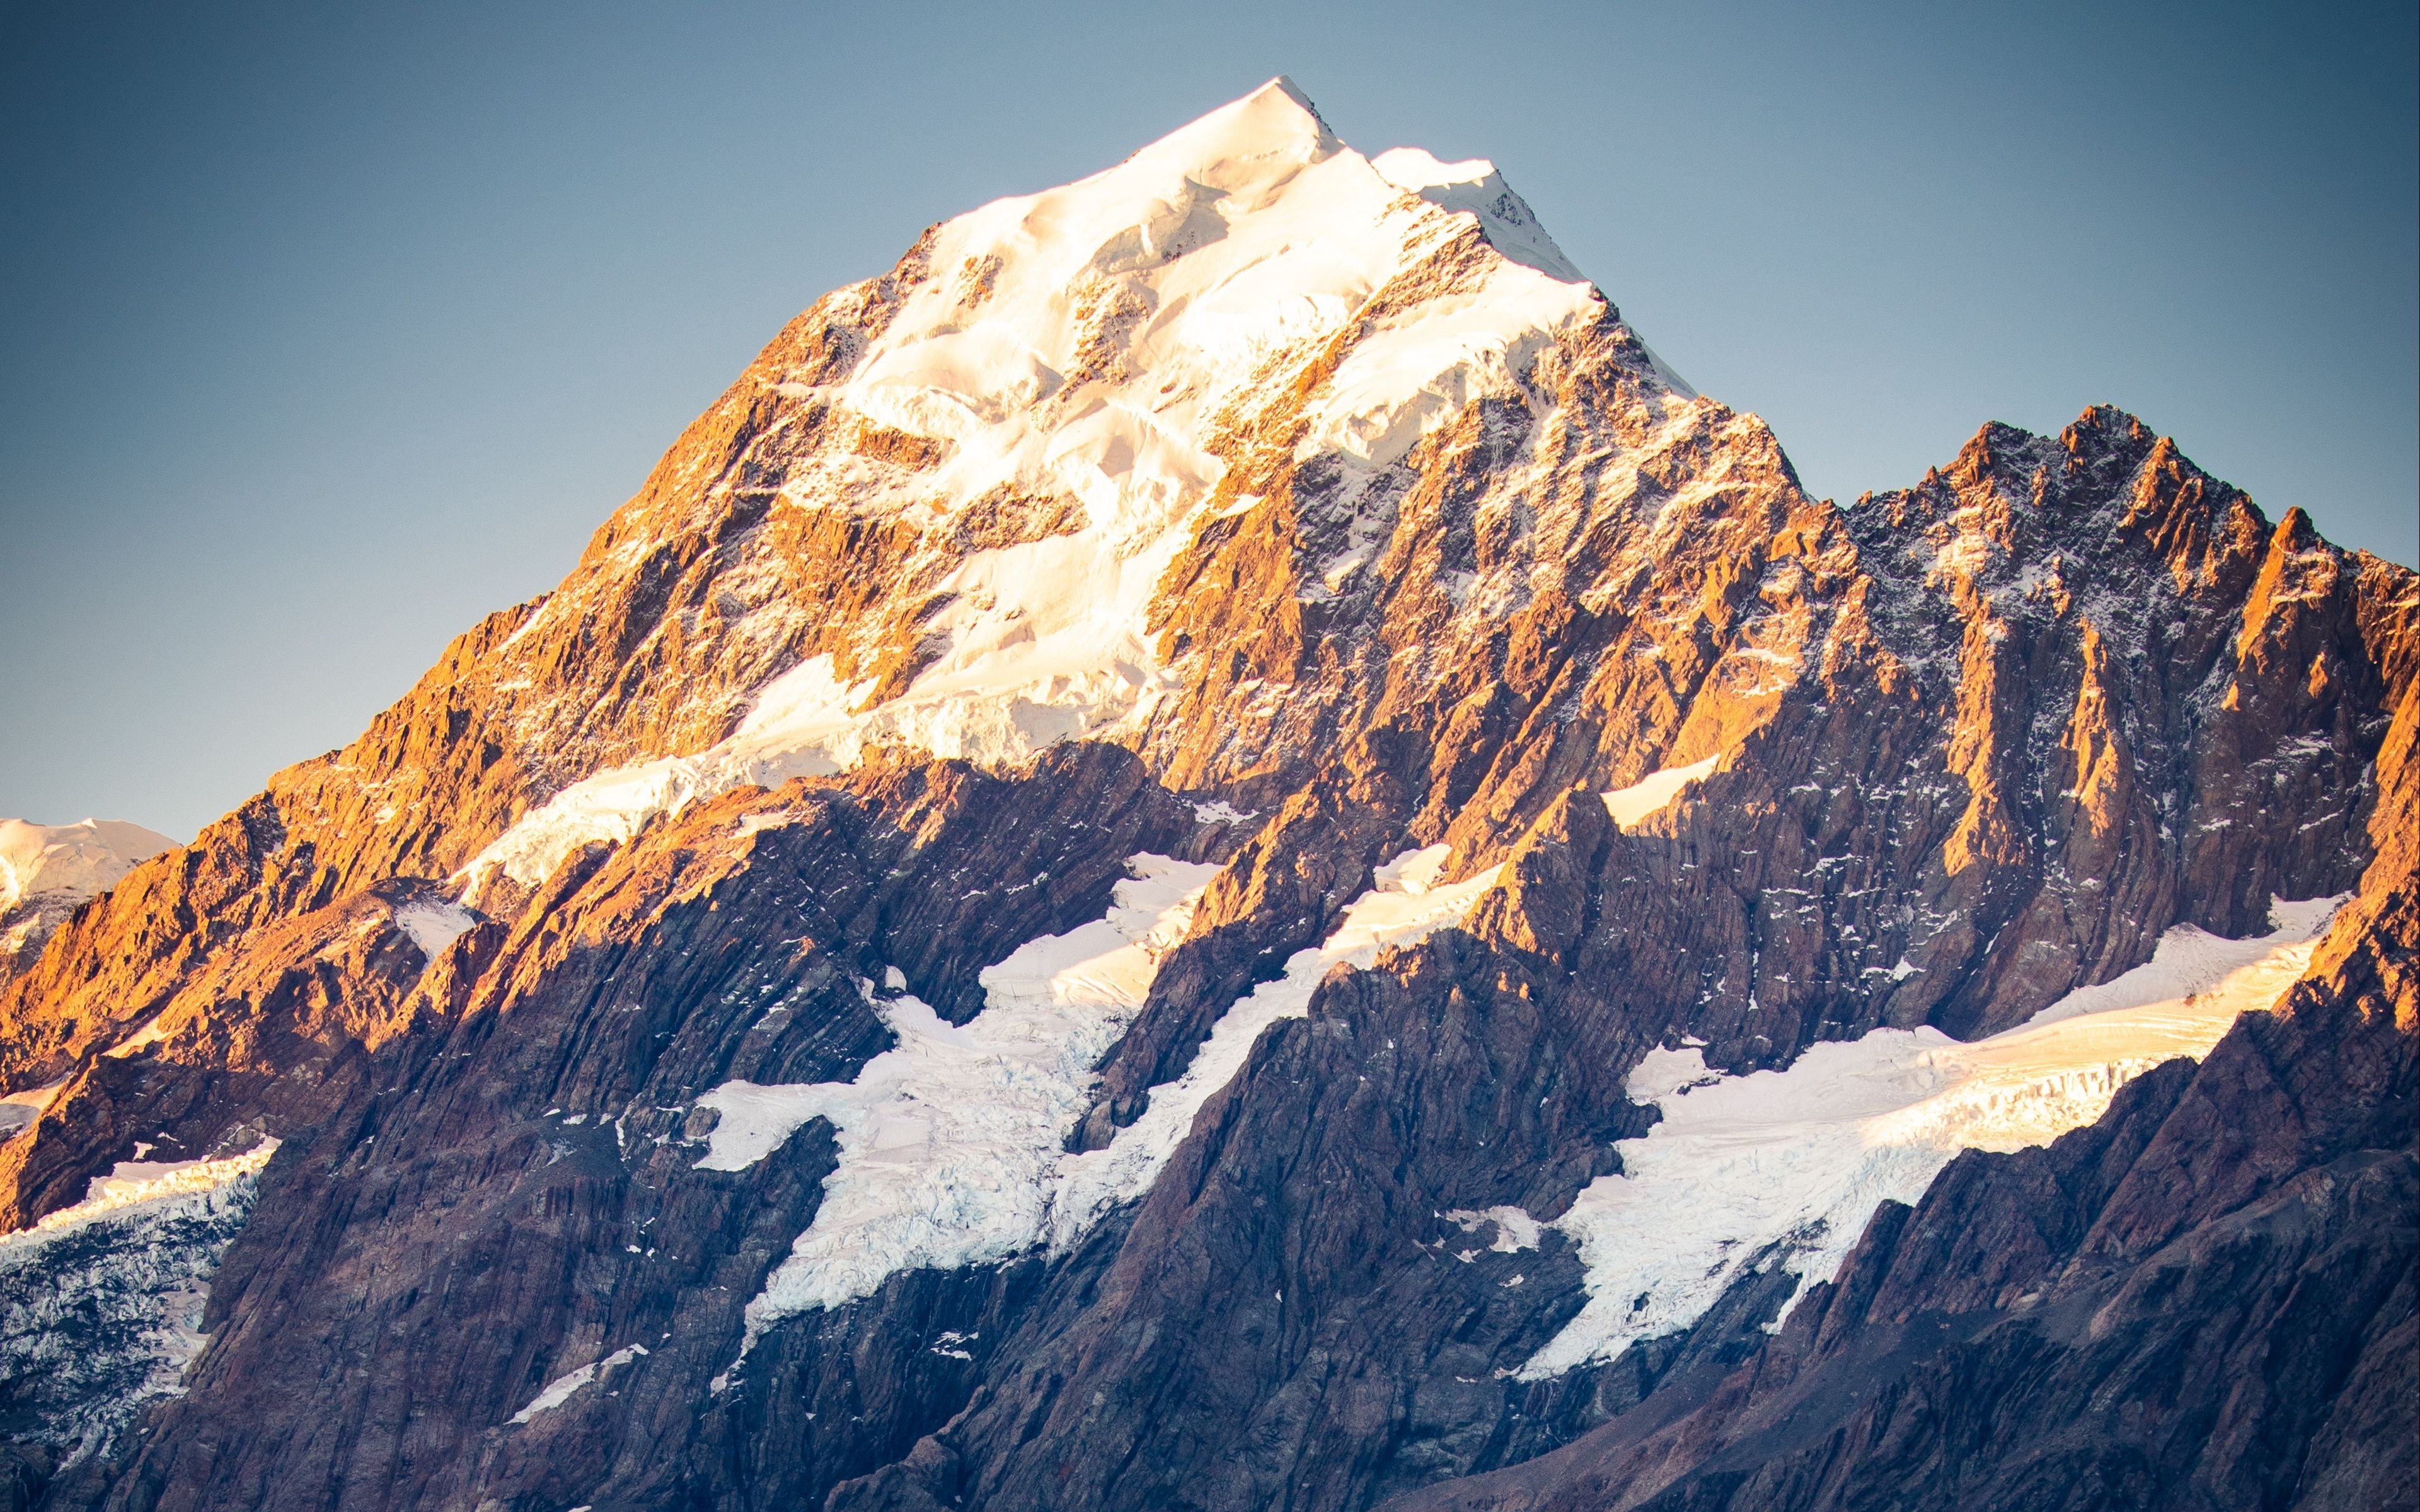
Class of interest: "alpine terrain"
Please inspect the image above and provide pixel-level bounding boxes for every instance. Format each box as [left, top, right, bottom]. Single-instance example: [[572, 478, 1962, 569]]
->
[[2, 79, 2412, 1512]]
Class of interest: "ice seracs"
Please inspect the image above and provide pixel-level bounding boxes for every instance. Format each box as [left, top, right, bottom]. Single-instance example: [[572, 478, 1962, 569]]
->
[[1519, 896, 2346, 1378], [704, 853, 1222, 1359], [0, 1139, 274, 1473], [464, 78, 1656, 895], [0, 1142, 280, 1244]]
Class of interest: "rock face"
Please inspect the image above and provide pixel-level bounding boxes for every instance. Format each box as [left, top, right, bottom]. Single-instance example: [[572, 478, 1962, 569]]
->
[[0, 80, 2411, 1512]]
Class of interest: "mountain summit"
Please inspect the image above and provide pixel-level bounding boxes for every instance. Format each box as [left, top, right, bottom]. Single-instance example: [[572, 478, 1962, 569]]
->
[[1, 83, 2412, 1512], [459, 76, 1674, 895]]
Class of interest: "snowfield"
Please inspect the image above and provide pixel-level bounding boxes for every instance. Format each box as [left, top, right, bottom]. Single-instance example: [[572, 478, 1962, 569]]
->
[[1521, 896, 2344, 1377], [705, 853, 1221, 1366], [461, 77, 1667, 897], [705, 843, 1503, 1374], [0, 818, 176, 915], [0, 1141, 276, 1470]]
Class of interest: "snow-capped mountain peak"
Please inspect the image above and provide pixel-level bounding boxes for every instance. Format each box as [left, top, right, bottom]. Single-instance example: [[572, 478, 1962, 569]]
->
[[837, 74, 1608, 488], [0, 816, 176, 993], [1369, 146, 1581, 282], [4, 71, 2412, 1512], [464, 78, 1671, 893], [0, 819, 173, 915]]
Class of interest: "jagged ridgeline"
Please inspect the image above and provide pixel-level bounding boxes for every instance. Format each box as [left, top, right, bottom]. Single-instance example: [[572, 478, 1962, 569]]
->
[[1, 79, 2411, 1512]]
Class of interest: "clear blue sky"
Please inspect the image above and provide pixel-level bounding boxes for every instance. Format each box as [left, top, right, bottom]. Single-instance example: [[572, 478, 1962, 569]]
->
[[5, 0, 2414, 840]]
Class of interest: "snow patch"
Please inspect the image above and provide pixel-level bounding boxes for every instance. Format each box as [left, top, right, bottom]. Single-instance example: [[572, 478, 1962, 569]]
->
[[714, 855, 1220, 1352], [1601, 755, 1720, 832], [391, 898, 478, 959], [0, 1080, 64, 1140], [1521, 895, 2344, 1378], [103, 1014, 173, 1060], [509, 1344, 647, 1425], [1443, 1206, 1541, 1253]]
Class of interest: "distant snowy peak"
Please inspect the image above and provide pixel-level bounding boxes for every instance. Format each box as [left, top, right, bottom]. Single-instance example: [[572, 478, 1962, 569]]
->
[[0, 819, 175, 915], [0, 818, 176, 985]]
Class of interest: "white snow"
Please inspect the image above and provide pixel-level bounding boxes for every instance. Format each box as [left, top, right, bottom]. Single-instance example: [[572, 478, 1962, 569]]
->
[[1520, 895, 2344, 1378], [1444, 1206, 1542, 1253], [103, 1014, 172, 1060], [712, 842, 1503, 1366], [391, 898, 478, 959], [0, 1142, 279, 1251], [1601, 755, 1720, 832], [1047, 844, 1504, 1248], [1369, 148, 1584, 282], [708, 854, 1220, 1354], [459, 79, 1652, 897], [508, 1344, 647, 1425], [691, 1080, 829, 1172], [0, 818, 175, 913], [0, 1136, 272, 1469]]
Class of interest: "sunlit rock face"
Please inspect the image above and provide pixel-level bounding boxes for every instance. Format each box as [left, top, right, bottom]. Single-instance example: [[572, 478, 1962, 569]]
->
[[1, 79, 2412, 1512]]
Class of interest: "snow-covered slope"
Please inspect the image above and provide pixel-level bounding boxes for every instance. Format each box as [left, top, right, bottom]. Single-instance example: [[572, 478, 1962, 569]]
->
[[0, 819, 175, 917], [691, 842, 1504, 1371], [1525, 896, 2345, 1376], [464, 77, 1661, 895], [0, 818, 175, 983]]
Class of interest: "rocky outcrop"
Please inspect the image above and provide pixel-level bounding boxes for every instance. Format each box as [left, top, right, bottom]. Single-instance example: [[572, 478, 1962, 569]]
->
[[1373, 592, 2420, 1512]]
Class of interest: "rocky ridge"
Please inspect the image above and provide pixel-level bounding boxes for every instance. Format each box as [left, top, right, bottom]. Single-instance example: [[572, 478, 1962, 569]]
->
[[0, 80, 2412, 1512]]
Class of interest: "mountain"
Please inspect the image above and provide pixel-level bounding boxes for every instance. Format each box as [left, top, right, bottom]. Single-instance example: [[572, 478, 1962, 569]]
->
[[0, 821, 176, 1001], [0, 79, 2411, 1512]]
